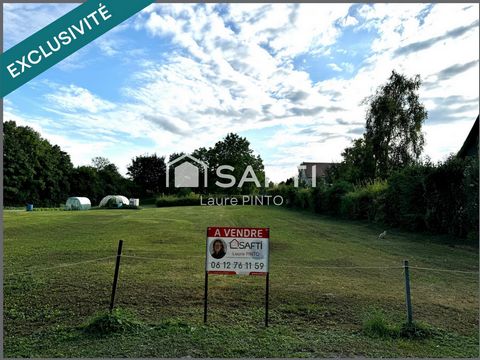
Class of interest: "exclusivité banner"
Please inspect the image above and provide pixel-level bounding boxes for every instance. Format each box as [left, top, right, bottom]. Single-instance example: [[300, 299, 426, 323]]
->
[[0, 0, 155, 97]]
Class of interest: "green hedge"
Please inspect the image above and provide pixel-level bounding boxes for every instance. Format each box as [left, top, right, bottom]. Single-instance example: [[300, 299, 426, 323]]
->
[[423, 156, 478, 238], [271, 156, 478, 240], [323, 181, 353, 215], [156, 194, 201, 207], [383, 156, 478, 238], [340, 181, 387, 221], [152, 155, 478, 239]]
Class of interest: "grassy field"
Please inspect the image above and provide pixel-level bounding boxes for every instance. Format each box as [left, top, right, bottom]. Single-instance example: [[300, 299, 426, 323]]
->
[[3, 205, 479, 357]]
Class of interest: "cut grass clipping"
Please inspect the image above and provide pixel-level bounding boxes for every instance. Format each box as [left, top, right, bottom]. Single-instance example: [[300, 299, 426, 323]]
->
[[362, 308, 433, 339], [81, 308, 145, 335]]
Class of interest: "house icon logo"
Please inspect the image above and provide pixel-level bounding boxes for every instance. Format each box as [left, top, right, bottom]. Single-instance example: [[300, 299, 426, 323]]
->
[[229, 239, 240, 249], [166, 154, 208, 188]]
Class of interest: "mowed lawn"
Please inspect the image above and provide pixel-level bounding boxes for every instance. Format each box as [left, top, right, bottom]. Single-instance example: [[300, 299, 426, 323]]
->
[[3, 206, 479, 357]]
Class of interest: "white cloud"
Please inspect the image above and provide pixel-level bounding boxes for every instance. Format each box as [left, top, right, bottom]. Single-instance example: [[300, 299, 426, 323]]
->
[[3, 3, 479, 182], [328, 63, 343, 72], [341, 15, 359, 27], [3, 3, 77, 49], [45, 85, 116, 113], [423, 120, 474, 161]]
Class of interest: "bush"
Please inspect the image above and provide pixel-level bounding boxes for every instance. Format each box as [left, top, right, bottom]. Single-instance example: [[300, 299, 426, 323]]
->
[[294, 188, 313, 210], [311, 184, 326, 213], [384, 156, 478, 238], [463, 156, 479, 240], [385, 164, 431, 231], [266, 185, 297, 207], [156, 194, 200, 207], [340, 181, 387, 221], [323, 181, 353, 215], [266, 154, 478, 240], [424, 156, 478, 238]]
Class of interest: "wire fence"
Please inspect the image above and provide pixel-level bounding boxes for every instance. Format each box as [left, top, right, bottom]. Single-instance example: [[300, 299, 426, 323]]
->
[[4, 254, 478, 277], [4, 256, 116, 277], [4, 244, 478, 335]]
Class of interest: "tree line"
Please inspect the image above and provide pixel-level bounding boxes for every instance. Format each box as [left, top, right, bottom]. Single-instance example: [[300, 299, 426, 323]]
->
[[2, 122, 264, 207], [277, 70, 478, 239]]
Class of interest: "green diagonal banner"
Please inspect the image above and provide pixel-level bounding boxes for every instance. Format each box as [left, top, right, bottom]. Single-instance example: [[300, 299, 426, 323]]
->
[[0, 0, 155, 97]]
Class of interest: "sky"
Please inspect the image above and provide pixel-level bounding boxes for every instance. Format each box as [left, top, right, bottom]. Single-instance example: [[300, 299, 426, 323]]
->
[[3, 3, 479, 182]]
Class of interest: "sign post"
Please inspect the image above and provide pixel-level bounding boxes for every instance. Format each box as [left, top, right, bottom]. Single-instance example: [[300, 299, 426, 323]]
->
[[204, 227, 270, 326], [265, 272, 270, 327]]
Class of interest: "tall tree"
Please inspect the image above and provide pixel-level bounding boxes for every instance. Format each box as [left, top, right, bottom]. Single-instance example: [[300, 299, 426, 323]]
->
[[69, 166, 102, 203], [97, 161, 130, 196], [127, 154, 166, 196], [364, 70, 427, 179], [326, 138, 375, 184], [3, 120, 73, 206], [206, 133, 264, 194], [91, 156, 111, 171]]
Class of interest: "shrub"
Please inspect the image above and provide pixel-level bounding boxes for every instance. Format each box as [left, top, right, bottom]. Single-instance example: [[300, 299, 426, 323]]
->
[[156, 194, 200, 207], [424, 156, 478, 238], [383, 156, 478, 238], [311, 184, 326, 213], [294, 188, 313, 210], [463, 156, 479, 240], [385, 164, 431, 231], [323, 181, 353, 215], [283, 186, 298, 208], [267, 185, 297, 207], [340, 180, 387, 221]]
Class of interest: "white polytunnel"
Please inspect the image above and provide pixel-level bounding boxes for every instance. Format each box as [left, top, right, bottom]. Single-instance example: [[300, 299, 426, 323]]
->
[[98, 195, 130, 208], [65, 197, 91, 210]]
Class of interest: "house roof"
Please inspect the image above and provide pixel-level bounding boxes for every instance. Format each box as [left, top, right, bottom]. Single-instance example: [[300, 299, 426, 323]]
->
[[300, 162, 337, 178], [458, 115, 479, 158]]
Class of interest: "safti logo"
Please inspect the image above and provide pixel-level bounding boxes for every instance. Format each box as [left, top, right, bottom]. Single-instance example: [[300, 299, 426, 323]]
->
[[229, 239, 263, 250], [229, 239, 240, 249], [166, 154, 208, 188], [166, 155, 267, 189], [166, 158, 324, 190]]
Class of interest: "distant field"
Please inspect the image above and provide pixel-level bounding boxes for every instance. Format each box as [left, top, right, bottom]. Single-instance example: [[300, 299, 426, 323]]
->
[[3, 206, 479, 357]]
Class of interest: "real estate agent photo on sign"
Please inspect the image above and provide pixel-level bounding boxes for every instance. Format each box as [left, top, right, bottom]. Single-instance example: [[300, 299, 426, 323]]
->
[[211, 239, 227, 259]]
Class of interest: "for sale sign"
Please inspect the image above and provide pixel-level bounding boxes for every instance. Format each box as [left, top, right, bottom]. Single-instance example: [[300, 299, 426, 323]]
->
[[206, 227, 269, 276]]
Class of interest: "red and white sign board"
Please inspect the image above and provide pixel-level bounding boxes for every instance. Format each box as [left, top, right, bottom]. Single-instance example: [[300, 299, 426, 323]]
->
[[206, 227, 269, 276]]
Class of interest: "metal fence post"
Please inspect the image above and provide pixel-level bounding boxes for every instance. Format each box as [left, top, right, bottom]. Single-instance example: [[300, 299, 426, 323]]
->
[[109, 239, 123, 312], [403, 259, 413, 324]]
